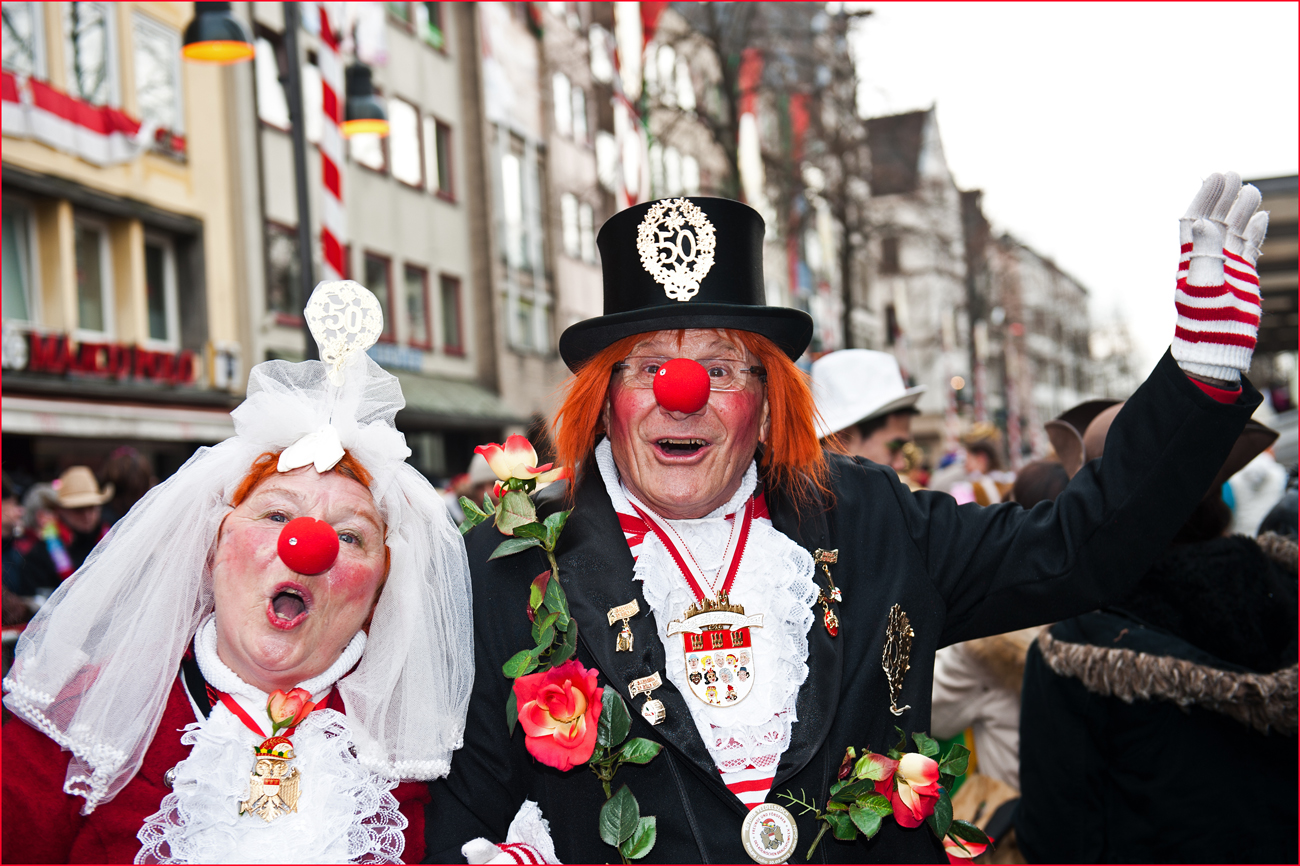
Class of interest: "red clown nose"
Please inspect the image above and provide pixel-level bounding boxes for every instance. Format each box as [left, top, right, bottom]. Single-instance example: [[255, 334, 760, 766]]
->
[[277, 517, 339, 575], [653, 358, 711, 414]]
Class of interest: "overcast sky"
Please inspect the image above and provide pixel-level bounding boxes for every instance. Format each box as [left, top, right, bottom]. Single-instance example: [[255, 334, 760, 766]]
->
[[846, 1, 1299, 375]]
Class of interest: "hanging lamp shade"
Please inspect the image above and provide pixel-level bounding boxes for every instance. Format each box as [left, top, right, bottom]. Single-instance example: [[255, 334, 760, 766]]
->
[[182, 1, 255, 64], [342, 63, 390, 137]]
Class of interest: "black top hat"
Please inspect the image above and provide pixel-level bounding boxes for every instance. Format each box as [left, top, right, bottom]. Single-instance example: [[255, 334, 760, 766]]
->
[[558, 197, 813, 370]]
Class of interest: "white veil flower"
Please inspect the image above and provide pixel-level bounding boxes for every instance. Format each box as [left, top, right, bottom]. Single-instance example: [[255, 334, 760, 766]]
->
[[2, 281, 473, 813]]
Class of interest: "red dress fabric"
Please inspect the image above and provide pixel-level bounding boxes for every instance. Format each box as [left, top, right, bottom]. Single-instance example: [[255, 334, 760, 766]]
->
[[2, 677, 428, 863]]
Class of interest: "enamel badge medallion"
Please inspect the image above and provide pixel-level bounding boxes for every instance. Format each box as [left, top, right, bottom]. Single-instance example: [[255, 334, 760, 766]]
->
[[667, 596, 763, 707]]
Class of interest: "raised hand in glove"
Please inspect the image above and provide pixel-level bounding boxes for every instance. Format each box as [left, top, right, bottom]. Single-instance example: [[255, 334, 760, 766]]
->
[[1172, 171, 1269, 385]]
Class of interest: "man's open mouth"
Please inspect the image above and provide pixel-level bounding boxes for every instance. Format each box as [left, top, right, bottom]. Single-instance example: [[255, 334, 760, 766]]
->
[[657, 437, 707, 456]]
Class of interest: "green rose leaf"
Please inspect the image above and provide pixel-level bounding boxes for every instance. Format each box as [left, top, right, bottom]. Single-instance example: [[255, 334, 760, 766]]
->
[[597, 691, 632, 749], [925, 788, 953, 840], [849, 803, 884, 838], [599, 784, 641, 847], [619, 815, 656, 859], [829, 779, 848, 798], [826, 811, 858, 841], [618, 737, 662, 765], [911, 731, 940, 759], [550, 619, 578, 666], [857, 792, 893, 816], [513, 521, 549, 542], [948, 819, 991, 846], [489, 536, 543, 560], [529, 570, 550, 612], [531, 612, 559, 647], [830, 779, 876, 806], [482, 493, 495, 515], [939, 743, 970, 777], [506, 689, 518, 737], [543, 575, 570, 632], [544, 509, 571, 548], [502, 646, 541, 678], [496, 490, 538, 536]]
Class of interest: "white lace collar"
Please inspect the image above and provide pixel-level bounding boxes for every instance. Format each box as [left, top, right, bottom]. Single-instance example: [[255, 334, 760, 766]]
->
[[138, 618, 403, 864], [593, 439, 818, 775]]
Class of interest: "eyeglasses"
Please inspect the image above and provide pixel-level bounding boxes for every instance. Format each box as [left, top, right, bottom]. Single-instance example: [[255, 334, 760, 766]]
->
[[612, 356, 767, 392]]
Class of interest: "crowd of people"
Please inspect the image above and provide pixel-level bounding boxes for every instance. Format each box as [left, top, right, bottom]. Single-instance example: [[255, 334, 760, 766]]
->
[[2, 174, 1295, 864]]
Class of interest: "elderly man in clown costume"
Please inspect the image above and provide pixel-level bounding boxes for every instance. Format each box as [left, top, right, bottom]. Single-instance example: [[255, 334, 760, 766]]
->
[[433, 175, 1268, 863]]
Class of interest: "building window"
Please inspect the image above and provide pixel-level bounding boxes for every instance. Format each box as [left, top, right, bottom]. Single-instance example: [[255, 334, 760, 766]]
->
[[266, 221, 304, 320], [364, 253, 394, 341], [74, 217, 112, 335], [552, 71, 572, 138], [560, 192, 580, 259], [404, 264, 431, 349], [302, 55, 321, 143], [132, 13, 182, 136], [683, 155, 700, 195], [885, 303, 899, 346], [414, 3, 444, 50], [144, 234, 179, 345], [2, 2, 47, 78], [501, 149, 526, 269], [579, 202, 595, 263], [2, 200, 36, 324], [255, 34, 290, 129], [64, 2, 117, 106], [423, 116, 453, 197], [880, 236, 900, 275], [664, 146, 682, 196], [571, 85, 587, 144], [439, 274, 463, 355], [388, 97, 422, 187]]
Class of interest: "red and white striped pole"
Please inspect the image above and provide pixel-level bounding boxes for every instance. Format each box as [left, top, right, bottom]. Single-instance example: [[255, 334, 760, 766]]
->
[[318, 4, 346, 281]]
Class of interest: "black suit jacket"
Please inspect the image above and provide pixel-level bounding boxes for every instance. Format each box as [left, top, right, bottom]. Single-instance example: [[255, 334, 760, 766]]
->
[[425, 352, 1258, 863]]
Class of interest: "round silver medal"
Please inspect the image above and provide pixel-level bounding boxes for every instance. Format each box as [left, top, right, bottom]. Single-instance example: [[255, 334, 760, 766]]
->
[[741, 802, 798, 864]]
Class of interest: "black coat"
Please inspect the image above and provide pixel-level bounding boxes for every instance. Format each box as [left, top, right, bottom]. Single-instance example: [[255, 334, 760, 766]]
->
[[425, 353, 1258, 863], [1015, 534, 1298, 864]]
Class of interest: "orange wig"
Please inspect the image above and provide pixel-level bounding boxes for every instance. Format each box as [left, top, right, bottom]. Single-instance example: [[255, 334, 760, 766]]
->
[[550, 329, 831, 507]]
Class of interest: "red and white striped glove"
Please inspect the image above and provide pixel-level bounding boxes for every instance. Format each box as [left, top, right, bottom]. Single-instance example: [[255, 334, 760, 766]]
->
[[1172, 172, 1269, 383]]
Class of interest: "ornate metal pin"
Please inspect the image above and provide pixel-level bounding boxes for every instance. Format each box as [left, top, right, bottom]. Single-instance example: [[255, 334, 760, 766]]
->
[[813, 548, 842, 636], [607, 599, 641, 652], [629, 671, 666, 725], [882, 603, 914, 716]]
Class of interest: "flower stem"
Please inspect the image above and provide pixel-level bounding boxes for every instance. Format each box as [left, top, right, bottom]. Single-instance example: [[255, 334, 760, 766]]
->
[[806, 823, 830, 861], [544, 548, 560, 580]]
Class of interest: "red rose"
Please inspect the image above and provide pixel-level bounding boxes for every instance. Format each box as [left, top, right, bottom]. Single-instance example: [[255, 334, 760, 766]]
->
[[513, 660, 603, 772], [267, 687, 316, 734], [944, 834, 991, 863], [874, 752, 941, 828]]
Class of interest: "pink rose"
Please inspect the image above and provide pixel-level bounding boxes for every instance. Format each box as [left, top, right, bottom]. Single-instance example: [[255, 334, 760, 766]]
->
[[874, 752, 941, 828], [514, 660, 603, 772], [476, 436, 554, 482], [267, 687, 316, 733], [944, 835, 991, 863]]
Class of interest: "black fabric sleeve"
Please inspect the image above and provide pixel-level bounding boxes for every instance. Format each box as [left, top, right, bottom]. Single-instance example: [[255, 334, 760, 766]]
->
[[894, 350, 1259, 646]]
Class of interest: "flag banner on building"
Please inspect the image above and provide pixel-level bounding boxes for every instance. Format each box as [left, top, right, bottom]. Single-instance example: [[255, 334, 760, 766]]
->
[[1, 71, 161, 167]]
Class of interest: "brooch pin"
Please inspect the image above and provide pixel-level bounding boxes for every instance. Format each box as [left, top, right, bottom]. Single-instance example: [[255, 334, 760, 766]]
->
[[882, 603, 914, 716], [813, 548, 842, 636], [629, 671, 666, 725], [607, 599, 641, 652], [240, 737, 302, 822]]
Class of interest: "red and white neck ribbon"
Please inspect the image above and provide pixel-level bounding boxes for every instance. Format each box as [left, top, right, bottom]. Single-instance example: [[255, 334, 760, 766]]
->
[[625, 493, 756, 603]]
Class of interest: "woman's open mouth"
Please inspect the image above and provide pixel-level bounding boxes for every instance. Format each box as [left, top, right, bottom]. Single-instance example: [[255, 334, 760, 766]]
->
[[266, 583, 312, 630], [656, 437, 708, 457]]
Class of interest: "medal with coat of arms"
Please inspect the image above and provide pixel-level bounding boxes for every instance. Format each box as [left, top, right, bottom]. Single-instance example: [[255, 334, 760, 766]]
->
[[240, 736, 302, 822], [628, 494, 763, 708]]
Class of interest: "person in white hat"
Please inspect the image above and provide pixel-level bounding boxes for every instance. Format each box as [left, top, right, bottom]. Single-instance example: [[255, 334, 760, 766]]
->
[[811, 350, 926, 477]]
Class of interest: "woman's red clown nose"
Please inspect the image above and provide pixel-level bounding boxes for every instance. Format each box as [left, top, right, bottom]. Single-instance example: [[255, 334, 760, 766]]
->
[[277, 516, 339, 575], [653, 358, 711, 414]]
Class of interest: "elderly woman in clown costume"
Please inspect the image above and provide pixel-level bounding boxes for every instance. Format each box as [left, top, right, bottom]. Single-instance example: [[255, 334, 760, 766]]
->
[[2, 285, 474, 863], [430, 175, 1269, 863]]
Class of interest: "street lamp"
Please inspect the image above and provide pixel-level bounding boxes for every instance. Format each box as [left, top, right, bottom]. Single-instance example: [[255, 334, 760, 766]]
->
[[342, 63, 389, 137], [182, 2, 255, 64]]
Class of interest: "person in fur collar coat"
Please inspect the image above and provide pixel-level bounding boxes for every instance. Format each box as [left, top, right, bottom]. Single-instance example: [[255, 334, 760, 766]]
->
[[1016, 410, 1298, 863]]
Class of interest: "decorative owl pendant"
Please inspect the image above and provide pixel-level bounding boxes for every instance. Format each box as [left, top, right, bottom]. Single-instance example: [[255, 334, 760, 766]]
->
[[240, 736, 302, 822]]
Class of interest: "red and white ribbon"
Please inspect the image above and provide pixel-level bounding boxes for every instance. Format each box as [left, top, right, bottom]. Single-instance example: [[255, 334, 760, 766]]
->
[[1, 71, 158, 166]]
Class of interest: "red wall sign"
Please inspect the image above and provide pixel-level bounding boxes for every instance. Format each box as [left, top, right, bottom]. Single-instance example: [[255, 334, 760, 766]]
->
[[23, 332, 197, 385]]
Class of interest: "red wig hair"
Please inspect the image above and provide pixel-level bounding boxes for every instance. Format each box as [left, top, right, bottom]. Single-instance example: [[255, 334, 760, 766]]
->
[[550, 329, 831, 507]]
